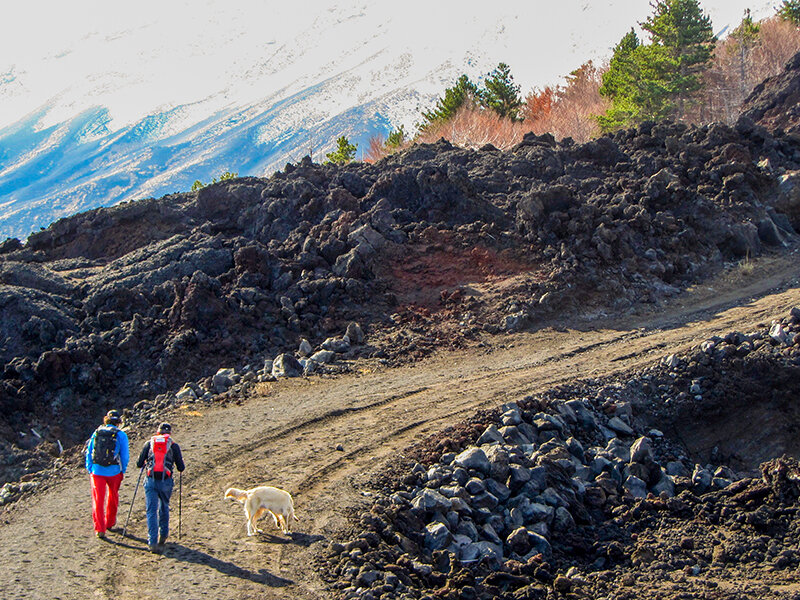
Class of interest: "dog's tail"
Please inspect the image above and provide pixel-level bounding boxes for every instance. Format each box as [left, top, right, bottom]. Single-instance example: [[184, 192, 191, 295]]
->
[[224, 487, 248, 503]]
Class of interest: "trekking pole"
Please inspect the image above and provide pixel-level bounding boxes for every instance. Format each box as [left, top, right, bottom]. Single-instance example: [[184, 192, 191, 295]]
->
[[122, 465, 145, 538], [178, 471, 182, 540]]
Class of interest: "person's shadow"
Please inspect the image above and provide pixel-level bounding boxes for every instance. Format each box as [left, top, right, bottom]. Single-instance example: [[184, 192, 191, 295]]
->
[[105, 533, 325, 587], [165, 543, 293, 585], [104, 532, 297, 586]]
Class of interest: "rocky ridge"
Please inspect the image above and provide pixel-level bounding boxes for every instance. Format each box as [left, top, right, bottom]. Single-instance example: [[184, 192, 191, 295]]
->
[[4, 52, 800, 488], [2, 114, 800, 487]]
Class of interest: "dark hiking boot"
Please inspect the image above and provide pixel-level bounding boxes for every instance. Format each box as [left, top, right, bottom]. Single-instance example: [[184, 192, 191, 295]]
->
[[96, 531, 106, 539], [158, 534, 168, 546], [148, 544, 162, 554]]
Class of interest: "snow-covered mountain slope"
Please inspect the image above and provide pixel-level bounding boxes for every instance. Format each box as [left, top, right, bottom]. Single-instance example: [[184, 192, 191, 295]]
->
[[0, 0, 775, 240], [0, 3, 497, 239]]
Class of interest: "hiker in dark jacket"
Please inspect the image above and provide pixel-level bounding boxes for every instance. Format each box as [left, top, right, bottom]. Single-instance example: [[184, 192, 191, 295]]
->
[[86, 409, 130, 539], [135, 422, 185, 553]]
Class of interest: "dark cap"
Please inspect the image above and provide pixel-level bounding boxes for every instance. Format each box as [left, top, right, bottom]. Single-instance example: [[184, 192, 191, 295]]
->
[[157, 422, 172, 434], [106, 409, 122, 425]]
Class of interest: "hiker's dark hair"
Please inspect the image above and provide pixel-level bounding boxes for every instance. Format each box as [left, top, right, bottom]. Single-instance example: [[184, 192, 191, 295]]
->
[[105, 410, 122, 425]]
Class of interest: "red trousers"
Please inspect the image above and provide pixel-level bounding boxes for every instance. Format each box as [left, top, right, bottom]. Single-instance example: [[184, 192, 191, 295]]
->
[[90, 472, 124, 533]]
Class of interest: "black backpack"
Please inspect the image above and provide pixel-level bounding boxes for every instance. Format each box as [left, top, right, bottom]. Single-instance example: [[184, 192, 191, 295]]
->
[[91, 426, 119, 467]]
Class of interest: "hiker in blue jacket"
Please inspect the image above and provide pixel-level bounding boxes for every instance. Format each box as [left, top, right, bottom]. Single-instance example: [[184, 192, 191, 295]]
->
[[135, 422, 185, 553], [85, 409, 130, 539]]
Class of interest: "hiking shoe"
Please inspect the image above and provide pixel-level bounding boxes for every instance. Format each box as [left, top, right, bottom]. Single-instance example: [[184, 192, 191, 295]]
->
[[148, 544, 162, 554], [108, 526, 122, 534], [96, 531, 106, 539], [158, 535, 168, 546]]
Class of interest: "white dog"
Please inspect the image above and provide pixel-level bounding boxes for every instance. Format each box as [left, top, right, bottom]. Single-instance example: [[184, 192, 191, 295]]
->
[[224, 486, 299, 536]]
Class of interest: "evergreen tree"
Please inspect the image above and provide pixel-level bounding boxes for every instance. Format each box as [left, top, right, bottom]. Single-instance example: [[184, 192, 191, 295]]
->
[[730, 8, 760, 45], [325, 136, 357, 165], [214, 170, 238, 183], [481, 62, 523, 121], [190, 169, 238, 191], [641, 0, 715, 117], [598, 29, 644, 130], [598, 0, 715, 130], [385, 125, 405, 149], [778, 0, 800, 24], [420, 74, 478, 130]]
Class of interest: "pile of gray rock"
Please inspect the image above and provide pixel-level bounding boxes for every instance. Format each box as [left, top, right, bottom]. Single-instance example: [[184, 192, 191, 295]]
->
[[265, 322, 365, 379], [321, 310, 800, 599], [321, 389, 736, 600]]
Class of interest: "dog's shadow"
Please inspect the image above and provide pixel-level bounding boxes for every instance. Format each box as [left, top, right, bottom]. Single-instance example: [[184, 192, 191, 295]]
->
[[253, 531, 325, 547]]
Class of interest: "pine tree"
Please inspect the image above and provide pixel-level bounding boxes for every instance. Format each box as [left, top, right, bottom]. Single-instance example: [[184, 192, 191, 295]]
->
[[730, 8, 760, 45], [598, 29, 645, 131], [420, 74, 479, 130], [641, 0, 715, 117], [190, 169, 238, 191], [598, 0, 715, 130], [385, 125, 405, 149], [481, 62, 523, 121], [778, 0, 800, 24], [325, 136, 357, 165]]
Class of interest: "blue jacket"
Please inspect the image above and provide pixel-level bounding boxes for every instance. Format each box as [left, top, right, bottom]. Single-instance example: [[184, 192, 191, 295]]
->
[[85, 426, 130, 476]]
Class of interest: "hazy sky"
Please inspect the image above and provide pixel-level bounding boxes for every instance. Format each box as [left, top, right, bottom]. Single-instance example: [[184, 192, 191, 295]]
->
[[0, 0, 778, 130]]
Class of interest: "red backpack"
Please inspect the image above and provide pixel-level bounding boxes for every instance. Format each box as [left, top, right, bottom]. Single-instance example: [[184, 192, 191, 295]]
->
[[148, 434, 174, 476]]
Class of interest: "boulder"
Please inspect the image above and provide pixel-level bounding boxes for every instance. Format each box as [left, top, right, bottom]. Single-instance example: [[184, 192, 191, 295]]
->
[[298, 338, 312, 356], [476, 424, 504, 446], [506, 527, 533, 555], [527, 532, 552, 557], [607, 417, 634, 436], [770, 322, 790, 346], [212, 368, 238, 393], [473, 541, 504, 563], [321, 336, 351, 353], [345, 322, 364, 344], [454, 448, 491, 475], [692, 465, 713, 492], [424, 522, 452, 551], [623, 475, 647, 498], [652, 470, 676, 497], [310, 350, 335, 364], [484, 445, 510, 481], [499, 425, 531, 445], [412, 489, 452, 513], [553, 507, 575, 532], [271, 354, 303, 378], [629, 436, 654, 464], [176, 386, 197, 402]]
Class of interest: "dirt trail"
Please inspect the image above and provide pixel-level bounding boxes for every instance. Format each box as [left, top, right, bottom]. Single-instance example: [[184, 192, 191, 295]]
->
[[2, 256, 799, 600]]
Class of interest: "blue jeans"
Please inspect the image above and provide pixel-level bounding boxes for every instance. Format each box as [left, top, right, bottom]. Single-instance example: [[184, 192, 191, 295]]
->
[[144, 476, 174, 545]]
